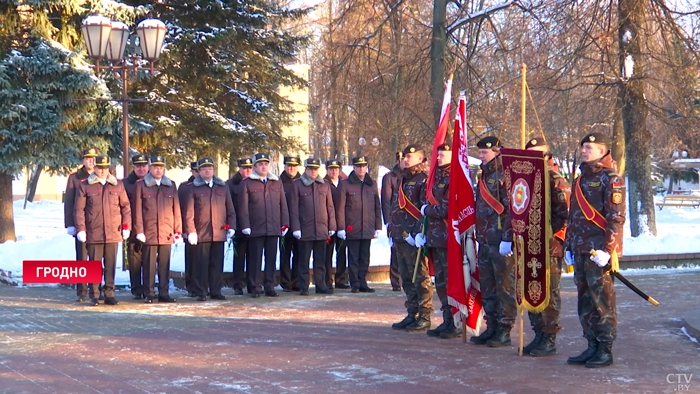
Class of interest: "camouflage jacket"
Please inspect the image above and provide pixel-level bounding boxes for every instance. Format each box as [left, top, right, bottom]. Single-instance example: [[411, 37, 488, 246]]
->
[[549, 163, 571, 257], [425, 164, 450, 249], [390, 162, 427, 241], [565, 153, 625, 256], [475, 155, 512, 245]]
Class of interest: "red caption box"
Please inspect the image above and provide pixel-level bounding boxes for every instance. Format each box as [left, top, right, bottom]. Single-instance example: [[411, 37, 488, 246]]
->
[[23, 260, 103, 283]]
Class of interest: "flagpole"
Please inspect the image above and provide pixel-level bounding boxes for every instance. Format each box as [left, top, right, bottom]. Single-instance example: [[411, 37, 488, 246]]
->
[[521, 63, 527, 149], [519, 63, 527, 355]]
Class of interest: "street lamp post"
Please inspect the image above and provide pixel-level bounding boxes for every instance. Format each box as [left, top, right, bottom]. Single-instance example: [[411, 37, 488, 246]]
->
[[77, 16, 168, 176]]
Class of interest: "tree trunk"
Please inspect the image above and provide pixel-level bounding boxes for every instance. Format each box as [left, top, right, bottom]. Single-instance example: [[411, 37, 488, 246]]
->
[[430, 0, 447, 127], [618, 0, 656, 236], [611, 102, 626, 176], [0, 171, 17, 243], [26, 165, 42, 203]]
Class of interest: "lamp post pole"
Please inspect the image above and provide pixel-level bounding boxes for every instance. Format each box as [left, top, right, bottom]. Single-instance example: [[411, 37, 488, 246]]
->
[[77, 16, 169, 176]]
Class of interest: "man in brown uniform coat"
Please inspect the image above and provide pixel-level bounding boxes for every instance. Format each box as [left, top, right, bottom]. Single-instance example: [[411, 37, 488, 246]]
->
[[227, 158, 254, 295], [279, 156, 301, 291], [337, 156, 382, 294], [124, 154, 150, 299], [381, 152, 403, 292], [178, 161, 198, 296], [239, 153, 290, 298], [74, 156, 131, 306], [134, 155, 182, 303], [64, 147, 98, 302], [290, 158, 337, 295], [183, 157, 236, 301], [522, 138, 571, 357], [323, 159, 348, 289]]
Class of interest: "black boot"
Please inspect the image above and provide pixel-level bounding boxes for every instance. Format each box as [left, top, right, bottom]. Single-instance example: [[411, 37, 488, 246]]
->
[[585, 342, 613, 368], [405, 314, 431, 332], [530, 333, 557, 357], [427, 320, 451, 337], [486, 326, 511, 347], [470, 317, 497, 345], [567, 337, 598, 365], [439, 323, 463, 339], [523, 330, 543, 355], [392, 313, 417, 330]]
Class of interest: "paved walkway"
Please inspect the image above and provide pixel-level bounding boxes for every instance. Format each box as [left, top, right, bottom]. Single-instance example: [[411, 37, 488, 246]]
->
[[0, 270, 699, 394]]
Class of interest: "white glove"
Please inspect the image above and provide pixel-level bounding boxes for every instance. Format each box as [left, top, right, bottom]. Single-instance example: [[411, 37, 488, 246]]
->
[[499, 241, 513, 257], [76, 231, 87, 243], [66, 226, 76, 236], [136, 233, 146, 243], [328, 230, 335, 237], [388, 237, 394, 247], [282, 227, 289, 237], [242, 228, 251, 235], [405, 234, 416, 246], [415, 233, 426, 248], [373, 230, 380, 239], [293, 230, 302, 239], [337, 230, 346, 240], [122, 229, 130, 240], [227, 229, 235, 239], [591, 250, 611, 268], [565, 251, 574, 266], [188, 233, 198, 246], [421, 204, 428, 216]]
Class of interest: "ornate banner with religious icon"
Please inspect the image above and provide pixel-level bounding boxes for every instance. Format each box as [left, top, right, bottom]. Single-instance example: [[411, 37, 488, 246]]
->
[[501, 148, 551, 313]]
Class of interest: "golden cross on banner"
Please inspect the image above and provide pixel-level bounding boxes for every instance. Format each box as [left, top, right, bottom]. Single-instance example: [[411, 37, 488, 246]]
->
[[527, 258, 542, 278]]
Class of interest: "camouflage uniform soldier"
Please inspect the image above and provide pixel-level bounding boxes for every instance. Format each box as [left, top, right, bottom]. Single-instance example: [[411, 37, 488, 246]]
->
[[523, 138, 571, 356], [470, 136, 516, 347], [124, 154, 150, 299], [64, 148, 98, 302], [381, 152, 403, 291], [417, 144, 461, 339], [565, 132, 625, 368], [279, 156, 301, 291], [227, 158, 254, 295], [390, 145, 433, 332], [178, 162, 199, 297]]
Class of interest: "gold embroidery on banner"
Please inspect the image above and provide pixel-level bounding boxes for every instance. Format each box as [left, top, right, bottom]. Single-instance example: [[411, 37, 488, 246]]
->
[[527, 170, 543, 255], [528, 281, 542, 303], [510, 161, 535, 175], [527, 258, 542, 278], [512, 219, 526, 234]]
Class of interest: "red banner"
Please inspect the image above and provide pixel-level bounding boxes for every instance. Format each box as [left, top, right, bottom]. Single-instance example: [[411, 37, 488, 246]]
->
[[501, 148, 551, 312], [23, 260, 103, 283], [427, 78, 452, 205], [446, 92, 483, 336]]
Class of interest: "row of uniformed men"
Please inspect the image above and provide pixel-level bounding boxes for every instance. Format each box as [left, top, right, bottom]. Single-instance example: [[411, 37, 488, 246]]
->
[[63, 149, 384, 304], [386, 134, 624, 369]]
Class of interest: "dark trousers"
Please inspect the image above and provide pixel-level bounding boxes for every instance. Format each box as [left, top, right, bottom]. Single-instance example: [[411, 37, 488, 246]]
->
[[298, 240, 328, 291], [346, 239, 371, 289], [478, 242, 516, 328], [192, 242, 224, 297], [143, 244, 172, 297], [389, 245, 402, 288], [184, 241, 196, 293], [574, 253, 617, 343], [87, 243, 118, 299], [128, 239, 144, 296], [431, 248, 452, 323], [529, 256, 563, 334], [233, 236, 251, 292], [324, 235, 347, 287], [279, 234, 299, 289], [248, 236, 279, 292], [74, 237, 89, 298], [396, 241, 433, 315]]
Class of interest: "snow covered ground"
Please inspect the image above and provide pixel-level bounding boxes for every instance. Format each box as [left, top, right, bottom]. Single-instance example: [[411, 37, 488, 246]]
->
[[1, 173, 699, 285]]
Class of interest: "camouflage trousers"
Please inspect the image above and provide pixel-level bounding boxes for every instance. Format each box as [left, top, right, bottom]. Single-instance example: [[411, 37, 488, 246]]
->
[[574, 253, 617, 343], [430, 248, 452, 323], [528, 256, 563, 334], [396, 242, 433, 316], [478, 242, 516, 328]]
